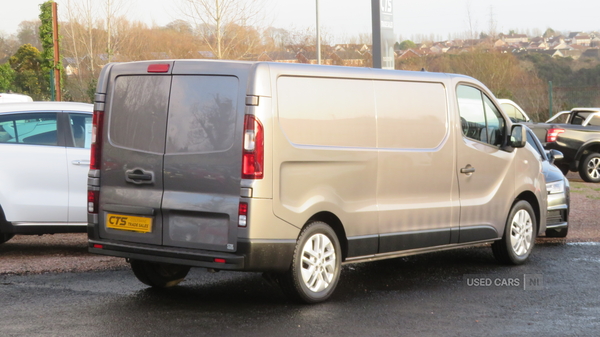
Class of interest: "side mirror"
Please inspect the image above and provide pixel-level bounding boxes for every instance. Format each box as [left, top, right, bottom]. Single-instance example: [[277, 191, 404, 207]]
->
[[510, 124, 526, 148], [547, 149, 564, 165]]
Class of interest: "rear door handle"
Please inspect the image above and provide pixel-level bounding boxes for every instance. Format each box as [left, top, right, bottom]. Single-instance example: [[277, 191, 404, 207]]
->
[[125, 168, 155, 184], [72, 160, 90, 166], [460, 165, 476, 174]]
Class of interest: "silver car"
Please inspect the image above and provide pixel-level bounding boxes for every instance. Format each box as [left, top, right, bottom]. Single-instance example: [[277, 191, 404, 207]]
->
[[526, 128, 569, 237]]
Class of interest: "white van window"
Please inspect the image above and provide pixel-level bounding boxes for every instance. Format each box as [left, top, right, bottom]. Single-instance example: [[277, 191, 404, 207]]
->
[[109, 76, 171, 153], [375, 80, 447, 149], [457, 85, 505, 147], [166, 76, 238, 154], [278, 76, 376, 148]]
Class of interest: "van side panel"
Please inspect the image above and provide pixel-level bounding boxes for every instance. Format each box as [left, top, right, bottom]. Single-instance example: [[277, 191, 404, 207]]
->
[[374, 80, 459, 252], [274, 75, 379, 255]]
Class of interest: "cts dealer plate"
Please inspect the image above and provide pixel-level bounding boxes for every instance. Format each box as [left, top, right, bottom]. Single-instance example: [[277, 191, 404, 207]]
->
[[106, 213, 152, 233]]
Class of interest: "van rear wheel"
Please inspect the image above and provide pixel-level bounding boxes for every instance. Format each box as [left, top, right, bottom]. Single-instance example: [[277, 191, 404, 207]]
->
[[492, 200, 536, 265], [277, 222, 342, 304], [129, 259, 190, 288]]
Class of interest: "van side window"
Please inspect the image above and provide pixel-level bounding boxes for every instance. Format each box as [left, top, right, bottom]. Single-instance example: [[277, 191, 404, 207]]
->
[[0, 113, 58, 146], [457, 85, 505, 147]]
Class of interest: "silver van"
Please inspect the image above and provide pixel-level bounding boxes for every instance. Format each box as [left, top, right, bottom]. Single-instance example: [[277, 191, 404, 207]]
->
[[88, 61, 546, 303]]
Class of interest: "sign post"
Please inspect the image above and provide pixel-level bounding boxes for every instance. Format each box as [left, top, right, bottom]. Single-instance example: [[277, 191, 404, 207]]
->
[[371, 0, 395, 69]]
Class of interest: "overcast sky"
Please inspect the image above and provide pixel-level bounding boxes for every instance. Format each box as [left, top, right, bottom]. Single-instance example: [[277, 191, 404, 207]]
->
[[2, 0, 600, 43]]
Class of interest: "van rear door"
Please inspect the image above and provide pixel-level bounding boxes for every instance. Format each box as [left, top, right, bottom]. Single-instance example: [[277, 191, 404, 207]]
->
[[98, 63, 173, 245], [161, 67, 245, 253], [98, 61, 248, 252]]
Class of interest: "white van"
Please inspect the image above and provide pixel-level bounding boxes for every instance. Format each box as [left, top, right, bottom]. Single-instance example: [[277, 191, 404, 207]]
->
[[0, 93, 34, 103], [88, 60, 547, 303]]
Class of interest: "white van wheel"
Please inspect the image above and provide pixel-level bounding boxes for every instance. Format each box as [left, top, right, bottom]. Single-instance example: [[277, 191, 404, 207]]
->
[[130, 259, 190, 288], [278, 222, 342, 303], [492, 200, 536, 265]]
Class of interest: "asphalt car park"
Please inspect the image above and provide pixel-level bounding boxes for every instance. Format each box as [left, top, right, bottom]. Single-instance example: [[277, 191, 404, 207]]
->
[[0, 172, 598, 336]]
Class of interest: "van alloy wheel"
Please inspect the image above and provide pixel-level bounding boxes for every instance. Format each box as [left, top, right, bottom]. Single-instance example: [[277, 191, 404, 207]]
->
[[300, 233, 337, 293], [492, 200, 536, 265], [276, 222, 342, 304], [509, 209, 533, 257]]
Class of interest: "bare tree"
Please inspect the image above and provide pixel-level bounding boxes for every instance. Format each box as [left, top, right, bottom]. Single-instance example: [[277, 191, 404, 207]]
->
[[179, 0, 269, 59]]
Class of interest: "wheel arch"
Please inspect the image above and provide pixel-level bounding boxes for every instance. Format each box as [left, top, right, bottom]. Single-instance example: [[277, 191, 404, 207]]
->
[[305, 211, 348, 261], [515, 191, 542, 235], [575, 141, 600, 164]]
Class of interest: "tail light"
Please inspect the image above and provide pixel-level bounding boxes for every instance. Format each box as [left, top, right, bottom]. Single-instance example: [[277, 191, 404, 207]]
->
[[242, 115, 264, 179], [89, 108, 104, 215], [546, 128, 565, 143], [238, 202, 248, 227], [88, 190, 99, 214], [90, 110, 104, 170]]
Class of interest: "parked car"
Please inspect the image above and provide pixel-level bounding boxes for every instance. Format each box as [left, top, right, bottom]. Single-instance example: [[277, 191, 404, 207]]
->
[[498, 99, 531, 123], [0, 93, 33, 103], [526, 108, 600, 182], [88, 60, 547, 303], [0, 102, 93, 244], [525, 127, 570, 237]]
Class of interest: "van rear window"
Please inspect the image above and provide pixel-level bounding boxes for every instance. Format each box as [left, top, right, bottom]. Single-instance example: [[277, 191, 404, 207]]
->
[[109, 76, 171, 153], [166, 76, 238, 154]]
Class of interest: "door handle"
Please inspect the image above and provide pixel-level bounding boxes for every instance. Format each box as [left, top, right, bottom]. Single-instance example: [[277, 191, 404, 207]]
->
[[125, 169, 155, 184], [72, 160, 90, 166], [460, 165, 476, 174]]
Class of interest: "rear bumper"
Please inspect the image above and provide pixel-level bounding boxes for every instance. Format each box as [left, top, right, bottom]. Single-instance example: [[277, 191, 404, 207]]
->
[[88, 238, 295, 272]]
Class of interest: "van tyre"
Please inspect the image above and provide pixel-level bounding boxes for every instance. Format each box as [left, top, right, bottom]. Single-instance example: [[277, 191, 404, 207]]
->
[[579, 152, 600, 183], [129, 260, 190, 288], [492, 200, 536, 265], [277, 222, 342, 304]]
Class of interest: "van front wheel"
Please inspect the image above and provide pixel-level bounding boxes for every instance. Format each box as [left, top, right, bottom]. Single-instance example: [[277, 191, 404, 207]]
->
[[492, 200, 536, 265], [129, 259, 190, 288], [277, 222, 342, 304]]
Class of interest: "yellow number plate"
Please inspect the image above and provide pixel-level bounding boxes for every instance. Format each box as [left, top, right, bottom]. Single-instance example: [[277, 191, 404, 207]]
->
[[106, 213, 153, 233]]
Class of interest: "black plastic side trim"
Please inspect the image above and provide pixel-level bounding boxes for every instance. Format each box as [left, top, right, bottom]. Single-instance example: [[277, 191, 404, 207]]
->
[[347, 235, 378, 257], [458, 226, 499, 243], [379, 229, 451, 253]]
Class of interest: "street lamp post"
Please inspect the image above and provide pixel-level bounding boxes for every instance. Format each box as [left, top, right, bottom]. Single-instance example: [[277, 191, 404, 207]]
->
[[316, 0, 321, 64]]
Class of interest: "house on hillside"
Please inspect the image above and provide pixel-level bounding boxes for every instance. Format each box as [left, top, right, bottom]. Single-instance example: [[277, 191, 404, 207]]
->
[[572, 33, 592, 46], [503, 34, 529, 44]]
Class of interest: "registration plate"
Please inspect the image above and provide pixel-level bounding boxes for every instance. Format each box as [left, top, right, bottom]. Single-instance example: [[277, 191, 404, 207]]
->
[[106, 213, 153, 233]]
